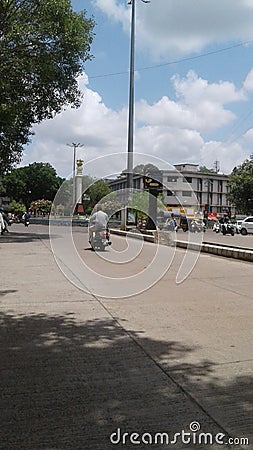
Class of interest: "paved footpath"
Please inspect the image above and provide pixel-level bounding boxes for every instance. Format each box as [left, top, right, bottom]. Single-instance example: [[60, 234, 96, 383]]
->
[[0, 225, 252, 450]]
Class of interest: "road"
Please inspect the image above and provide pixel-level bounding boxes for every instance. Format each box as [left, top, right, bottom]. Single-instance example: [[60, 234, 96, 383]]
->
[[176, 228, 253, 249], [1, 223, 252, 449]]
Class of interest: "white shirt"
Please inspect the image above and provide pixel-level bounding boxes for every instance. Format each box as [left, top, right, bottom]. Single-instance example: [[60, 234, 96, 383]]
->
[[0, 212, 4, 231], [90, 210, 108, 228]]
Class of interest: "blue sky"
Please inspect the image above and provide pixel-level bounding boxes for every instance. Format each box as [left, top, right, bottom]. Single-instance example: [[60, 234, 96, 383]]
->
[[21, 0, 253, 178]]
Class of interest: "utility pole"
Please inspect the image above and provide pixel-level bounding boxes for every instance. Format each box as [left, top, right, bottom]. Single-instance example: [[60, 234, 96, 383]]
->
[[124, 0, 150, 227], [127, 0, 150, 191], [214, 160, 220, 174], [67, 142, 84, 209]]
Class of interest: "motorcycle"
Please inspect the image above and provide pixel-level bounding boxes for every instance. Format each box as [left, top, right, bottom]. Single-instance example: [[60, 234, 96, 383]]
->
[[189, 220, 203, 233], [89, 226, 111, 251], [221, 222, 234, 236], [213, 222, 220, 233], [163, 218, 178, 232]]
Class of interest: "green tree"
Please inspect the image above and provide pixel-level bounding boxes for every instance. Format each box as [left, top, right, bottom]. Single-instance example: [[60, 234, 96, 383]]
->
[[227, 157, 253, 214], [30, 199, 52, 216], [130, 191, 149, 214], [0, 0, 95, 173], [3, 162, 63, 207], [198, 166, 215, 174], [9, 200, 26, 216], [53, 178, 72, 208], [86, 180, 112, 209], [133, 163, 160, 175]]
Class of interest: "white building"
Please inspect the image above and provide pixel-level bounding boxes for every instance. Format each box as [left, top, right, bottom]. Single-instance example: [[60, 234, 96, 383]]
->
[[109, 163, 234, 217], [163, 163, 232, 216]]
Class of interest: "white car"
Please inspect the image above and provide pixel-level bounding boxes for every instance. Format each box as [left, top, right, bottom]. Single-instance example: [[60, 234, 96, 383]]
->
[[240, 216, 253, 235]]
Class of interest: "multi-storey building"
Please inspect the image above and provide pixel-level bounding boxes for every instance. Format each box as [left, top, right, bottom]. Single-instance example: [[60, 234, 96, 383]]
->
[[163, 163, 232, 216], [108, 163, 234, 217]]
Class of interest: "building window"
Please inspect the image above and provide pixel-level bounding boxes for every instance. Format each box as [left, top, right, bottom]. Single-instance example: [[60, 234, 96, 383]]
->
[[182, 191, 192, 197], [183, 177, 192, 183], [167, 176, 178, 182], [197, 192, 202, 204], [134, 178, 140, 189], [207, 179, 213, 191], [197, 178, 202, 191]]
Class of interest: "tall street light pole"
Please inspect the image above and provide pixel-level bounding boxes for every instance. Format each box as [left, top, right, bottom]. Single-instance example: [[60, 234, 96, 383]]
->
[[126, 0, 136, 192], [67, 142, 84, 208], [126, 0, 150, 192]]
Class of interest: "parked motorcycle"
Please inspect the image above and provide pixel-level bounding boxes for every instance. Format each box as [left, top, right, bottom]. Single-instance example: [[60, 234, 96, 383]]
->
[[189, 220, 204, 233], [212, 222, 220, 233], [163, 218, 178, 232], [89, 227, 111, 251], [221, 222, 234, 236]]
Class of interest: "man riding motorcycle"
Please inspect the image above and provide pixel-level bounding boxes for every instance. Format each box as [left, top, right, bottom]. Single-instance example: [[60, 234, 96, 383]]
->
[[89, 206, 110, 250]]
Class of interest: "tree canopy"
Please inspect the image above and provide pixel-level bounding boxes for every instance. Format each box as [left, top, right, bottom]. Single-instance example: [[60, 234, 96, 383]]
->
[[198, 166, 216, 174], [85, 179, 112, 210], [133, 163, 160, 175], [3, 162, 63, 207], [0, 0, 95, 173], [227, 156, 253, 214]]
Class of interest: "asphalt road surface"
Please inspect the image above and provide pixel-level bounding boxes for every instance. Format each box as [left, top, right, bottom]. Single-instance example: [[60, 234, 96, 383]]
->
[[1, 222, 253, 449], [175, 228, 253, 249]]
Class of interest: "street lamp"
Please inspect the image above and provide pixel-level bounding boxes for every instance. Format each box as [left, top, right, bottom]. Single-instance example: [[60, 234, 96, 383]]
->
[[124, 0, 150, 228], [126, 0, 150, 191], [67, 142, 84, 208]]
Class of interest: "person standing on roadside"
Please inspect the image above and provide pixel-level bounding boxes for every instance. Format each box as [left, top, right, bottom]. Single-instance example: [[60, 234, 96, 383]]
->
[[0, 211, 5, 235], [0, 208, 10, 233]]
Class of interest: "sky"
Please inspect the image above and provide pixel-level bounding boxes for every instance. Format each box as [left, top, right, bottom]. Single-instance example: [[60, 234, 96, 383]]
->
[[20, 0, 253, 179]]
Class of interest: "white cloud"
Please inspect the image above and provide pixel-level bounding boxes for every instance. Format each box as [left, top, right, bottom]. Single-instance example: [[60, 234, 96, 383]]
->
[[21, 69, 252, 178], [199, 140, 250, 173], [136, 124, 204, 164], [243, 68, 253, 91], [243, 128, 253, 140], [136, 71, 243, 132], [21, 79, 128, 178], [94, 0, 253, 59]]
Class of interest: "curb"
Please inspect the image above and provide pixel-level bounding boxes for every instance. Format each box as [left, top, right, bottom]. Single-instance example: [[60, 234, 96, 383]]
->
[[110, 229, 253, 262]]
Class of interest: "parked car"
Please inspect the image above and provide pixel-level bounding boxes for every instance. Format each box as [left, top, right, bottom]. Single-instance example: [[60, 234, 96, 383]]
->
[[240, 216, 253, 235]]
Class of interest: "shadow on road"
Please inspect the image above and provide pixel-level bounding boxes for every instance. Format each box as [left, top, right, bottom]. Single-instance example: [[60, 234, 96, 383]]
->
[[0, 290, 18, 297], [0, 312, 251, 449], [0, 230, 60, 243]]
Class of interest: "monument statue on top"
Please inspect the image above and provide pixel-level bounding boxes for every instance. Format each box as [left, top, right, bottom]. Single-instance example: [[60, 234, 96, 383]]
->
[[75, 159, 84, 213]]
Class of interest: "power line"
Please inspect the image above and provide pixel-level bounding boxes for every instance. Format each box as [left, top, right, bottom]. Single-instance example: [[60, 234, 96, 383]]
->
[[88, 40, 253, 80]]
